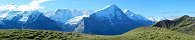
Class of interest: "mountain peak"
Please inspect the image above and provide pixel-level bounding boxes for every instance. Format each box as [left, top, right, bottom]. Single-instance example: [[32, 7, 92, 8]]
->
[[93, 4, 126, 19], [56, 9, 69, 12], [95, 4, 120, 12], [105, 4, 120, 10], [124, 10, 130, 13], [31, 10, 42, 15], [56, 9, 78, 11], [107, 4, 118, 8], [124, 10, 134, 15], [181, 15, 190, 18]]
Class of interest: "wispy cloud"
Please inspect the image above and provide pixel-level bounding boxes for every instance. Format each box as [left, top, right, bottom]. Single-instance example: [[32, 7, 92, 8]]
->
[[161, 12, 171, 14], [161, 10, 183, 14], [0, 0, 49, 11], [160, 11, 195, 14], [187, 11, 195, 13]]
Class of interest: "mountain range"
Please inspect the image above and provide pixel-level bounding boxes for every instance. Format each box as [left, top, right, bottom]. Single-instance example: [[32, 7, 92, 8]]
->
[[82, 4, 154, 35], [0, 15, 194, 40], [0, 4, 154, 35]]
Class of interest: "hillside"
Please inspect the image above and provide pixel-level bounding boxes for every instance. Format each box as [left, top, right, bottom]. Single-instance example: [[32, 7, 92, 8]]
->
[[0, 29, 82, 40], [153, 15, 195, 35], [121, 27, 194, 40], [0, 27, 194, 40]]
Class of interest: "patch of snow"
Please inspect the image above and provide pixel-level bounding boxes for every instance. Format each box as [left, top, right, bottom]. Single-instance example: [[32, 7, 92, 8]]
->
[[19, 17, 28, 22], [66, 15, 88, 25], [124, 10, 149, 20], [149, 17, 159, 22], [0, 13, 8, 18], [74, 21, 85, 32], [82, 10, 94, 16], [48, 9, 83, 23], [95, 4, 116, 12]]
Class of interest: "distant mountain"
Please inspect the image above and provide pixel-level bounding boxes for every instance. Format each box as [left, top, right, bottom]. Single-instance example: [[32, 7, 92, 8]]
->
[[63, 15, 87, 32], [0, 11, 23, 29], [43, 9, 84, 32], [153, 15, 195, 34], [23, 10, 65, 31], [0, 10, 65, 31], [46, 9, 83, 23], [149, 17, 159, 22], [124, 10, 147, 20], [82, 4, 154, 35], [82, 10, 94, 16], [124, 10, 154, 25]]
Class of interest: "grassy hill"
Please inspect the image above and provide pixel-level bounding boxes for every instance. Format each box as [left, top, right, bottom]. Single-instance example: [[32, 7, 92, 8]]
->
[[121, 27, 194, 40], [0, 27, 195, 40], [153, 15, 195, 35]]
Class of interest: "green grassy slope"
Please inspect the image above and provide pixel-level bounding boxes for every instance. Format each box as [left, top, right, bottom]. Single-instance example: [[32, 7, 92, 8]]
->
[[0, 29, 83, 40], [0, 27, 194, 40], [153, 15, 195, 35], [121, 27, 195, 40], [0, 29, 120, 40]]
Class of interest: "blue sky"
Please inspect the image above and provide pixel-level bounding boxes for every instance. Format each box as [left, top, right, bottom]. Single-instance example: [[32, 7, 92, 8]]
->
[[0, 0, 195, 19]]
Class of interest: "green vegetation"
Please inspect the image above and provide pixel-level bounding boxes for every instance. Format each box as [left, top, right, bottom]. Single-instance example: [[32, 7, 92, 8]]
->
[[0, 27, 195, 40], [0, 29, 118, 40], [121, 27, 195, 40], [0, 29, 83, 40]]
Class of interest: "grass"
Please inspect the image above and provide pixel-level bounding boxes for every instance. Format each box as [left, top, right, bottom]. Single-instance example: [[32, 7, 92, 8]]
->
[[121, 27, 195, 40], [0, 27, 194, 40], [0, 29, 82, 40]]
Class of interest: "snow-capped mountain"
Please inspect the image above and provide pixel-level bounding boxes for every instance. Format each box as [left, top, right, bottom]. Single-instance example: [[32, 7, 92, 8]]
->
[[0, 11, 23, 29], [124, 10, 148, 20], [0, 11, 21, 20], [82, 10, 94, 16], [0, 10, 65, 31], [0, 4, 156, 35], [149, 17, 159, 22], [64, 15, 88, 32], [124, 10, 154, 25], [23, 10, 65, 31], [82, 4, 149, 35], [46, 9, 83, 23]]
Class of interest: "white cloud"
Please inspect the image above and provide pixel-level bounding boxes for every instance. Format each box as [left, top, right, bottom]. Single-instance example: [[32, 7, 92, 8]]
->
[[0, 0, 49, 11]]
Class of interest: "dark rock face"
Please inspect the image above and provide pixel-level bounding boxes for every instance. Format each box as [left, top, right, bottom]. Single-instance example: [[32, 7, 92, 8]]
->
[[83, 15, 137, 35], [153, 20, 175, 28]]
